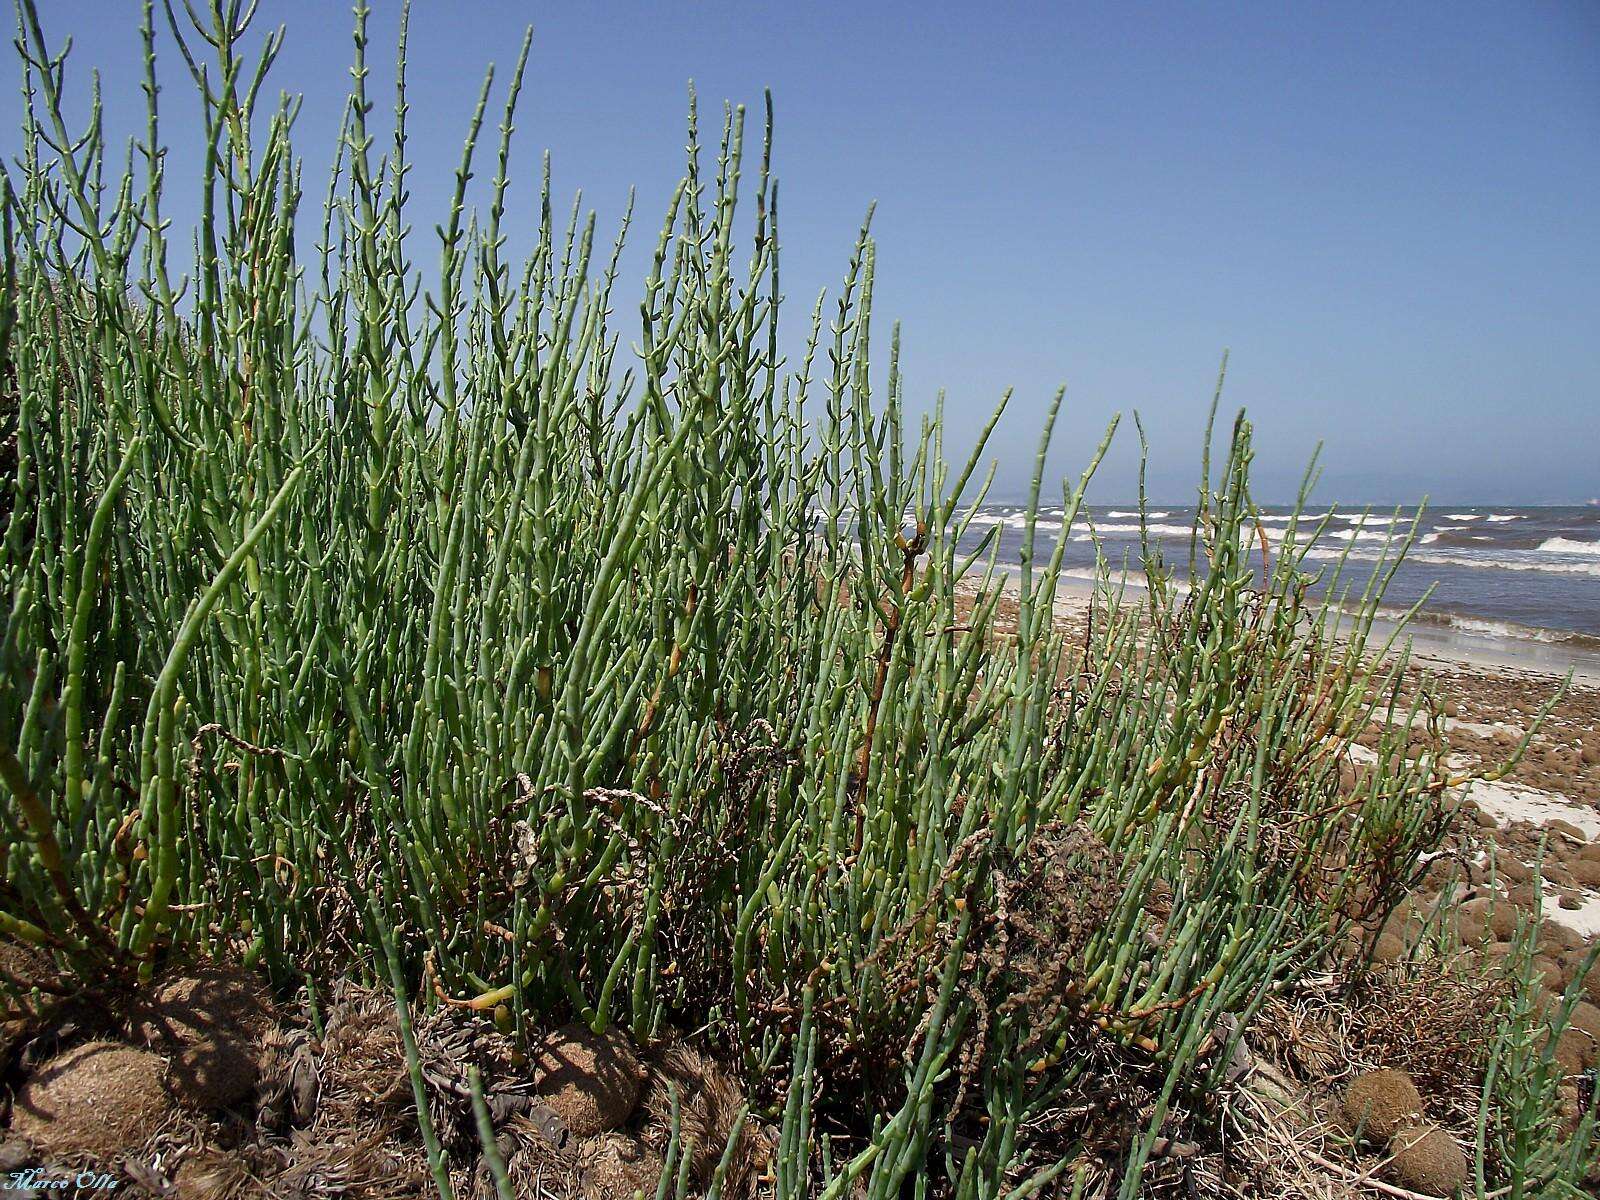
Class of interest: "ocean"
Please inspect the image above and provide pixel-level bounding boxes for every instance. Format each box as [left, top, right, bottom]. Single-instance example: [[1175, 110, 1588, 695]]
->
[[956, 503, 1600, 659]]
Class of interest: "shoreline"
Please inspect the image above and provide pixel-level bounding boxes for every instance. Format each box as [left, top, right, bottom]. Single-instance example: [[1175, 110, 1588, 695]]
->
[[1362, 609, 1600, 687], [971, 564, 1600, 687]]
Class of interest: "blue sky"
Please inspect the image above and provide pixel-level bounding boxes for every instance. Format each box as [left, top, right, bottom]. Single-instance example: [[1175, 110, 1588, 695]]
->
[[5, 2, 1597, 503]]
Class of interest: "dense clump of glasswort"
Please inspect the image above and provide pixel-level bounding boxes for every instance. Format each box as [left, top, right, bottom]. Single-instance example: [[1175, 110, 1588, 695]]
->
[[1, 3, 1594, 1196]]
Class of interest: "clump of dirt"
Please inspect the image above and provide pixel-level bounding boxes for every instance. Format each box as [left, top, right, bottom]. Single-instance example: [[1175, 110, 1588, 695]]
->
[[531, 1023, 645, 1137], [639, 1041, 770, 1192], [121, 960, 274, 1110], [1551, 1026, 1596, 1075], [577, 1131, 665, 1199], [1386, 1124, 1468, 1195], [1340, 1068, 1423, 1143], [9, 1040, 176, 1162]]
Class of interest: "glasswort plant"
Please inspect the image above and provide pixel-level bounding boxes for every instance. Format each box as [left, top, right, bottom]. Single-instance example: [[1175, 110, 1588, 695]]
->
[[1, 3, 1593, 1196]]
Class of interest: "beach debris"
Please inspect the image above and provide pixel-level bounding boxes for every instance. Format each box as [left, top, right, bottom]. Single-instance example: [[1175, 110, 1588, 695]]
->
[[531, 1023, 646, 1137], [412, 1003, 537, 1150], [292, 980, 537, 1155], [9, 1040, 175, 1162], [577, 1131, 665, 1199], [312, 980, 409, 1131], [269, 1127, 430, 1199], [492, 1109, 586, 1196], [0, 940, 55, 996], [256, 1024, 319, 1130], [169, 1146, 269, 1200], [1239, 1060, 1318, 1134], [1385, 1124, 1468, 1195], [1340, 1068, 1423, 1143]]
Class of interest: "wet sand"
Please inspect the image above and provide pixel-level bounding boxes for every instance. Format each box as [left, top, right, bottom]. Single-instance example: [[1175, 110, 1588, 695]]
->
[[1360, 610, 1600, 688]]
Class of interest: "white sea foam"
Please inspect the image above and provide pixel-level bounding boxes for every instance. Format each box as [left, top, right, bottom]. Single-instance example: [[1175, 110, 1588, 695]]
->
[[1106, 510, 1169, 518], [1440, 615, 1571, 644], [1254, 512, 1332, 522], [1328, 528, 1403, 543], [1486, 514, 1524, 522], [969, 514, 1066, 532], [1538, 537, 1600, 557], [1303, 547, 1600, 578], [1087, 523, 1196, 538], [1444, 514, 1482, 521], [1057, 566, 1106, 585]]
